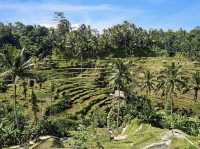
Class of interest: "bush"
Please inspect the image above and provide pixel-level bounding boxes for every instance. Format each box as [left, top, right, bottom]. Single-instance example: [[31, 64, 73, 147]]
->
[[88, 109, 108, 128], [125, 96, 154, 122], [156, 111, 200, 136], [31, 116, 79, 138], [45, 97, 71, 116], [0, 106, 28, 147], [0, 103, 78, 148]]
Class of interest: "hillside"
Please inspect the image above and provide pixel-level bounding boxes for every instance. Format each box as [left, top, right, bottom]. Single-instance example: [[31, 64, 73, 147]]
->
[[1, 56, 200, 148], [2, 56, 200, 118], [10, 120, 200, 149]]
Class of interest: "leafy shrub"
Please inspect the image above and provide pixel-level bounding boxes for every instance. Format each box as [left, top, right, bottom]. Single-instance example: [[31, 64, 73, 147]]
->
[[45, 97, 71, 116], [69, 125, 89, 149], [87, 109, 108, 128], [0, 103, 78, 148], [106, 96, 155, 128], [156, 111, 200, 136], [0, 106, 28, 147], [25, 116, 79, 139], [125, 96, 154, 122]]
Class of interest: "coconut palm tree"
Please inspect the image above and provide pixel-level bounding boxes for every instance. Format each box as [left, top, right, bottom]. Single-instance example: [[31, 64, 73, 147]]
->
[[186, 71, 200, 102], [141, 70, 156, 96], [157, 62, 186, 115], [109, 59, 131, 128], [0, 47, 34, 128]]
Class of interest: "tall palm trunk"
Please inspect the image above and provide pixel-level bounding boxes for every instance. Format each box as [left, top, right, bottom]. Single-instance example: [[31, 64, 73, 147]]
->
[[39, 83, 42, 89], [117, 88, 120, 128], [50, 84, 53, 117], [148, 86, 151, 96], [14, 81, 18, 129], [169, 92, 174, 135], [146, 90, 148, 96], [31, 88, 38, 125], [23, 82, 27, 101], [194, 88, 198, 102], [170, 94, 174, 116], [50, 81, 54, 117], [146, 87, 150, 96]]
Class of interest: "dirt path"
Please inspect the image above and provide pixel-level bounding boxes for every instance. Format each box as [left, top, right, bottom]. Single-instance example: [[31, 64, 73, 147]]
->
[[112, 124, 144, 141]]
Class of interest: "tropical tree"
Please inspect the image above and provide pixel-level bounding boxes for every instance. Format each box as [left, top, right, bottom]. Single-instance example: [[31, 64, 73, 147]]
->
[[157, 62, 186, 115], [108, 59, 131, 128], [186, 71, 200, 101], [0, 47, 34, 128], [141, 70, 156, 96]]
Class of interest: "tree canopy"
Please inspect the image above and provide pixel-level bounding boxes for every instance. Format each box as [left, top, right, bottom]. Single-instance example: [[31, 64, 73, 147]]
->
[[0, 14, 200, 61]]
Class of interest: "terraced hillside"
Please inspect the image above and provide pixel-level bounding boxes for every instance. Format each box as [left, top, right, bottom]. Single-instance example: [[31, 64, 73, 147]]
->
[[1, 57, 200, 120], [2, 57, 200, 149], [39, 57, 200, 120], [39, 61, 113, 119]]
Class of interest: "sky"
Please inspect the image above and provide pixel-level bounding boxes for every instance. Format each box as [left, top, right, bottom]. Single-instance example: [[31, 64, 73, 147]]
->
[[0, 0, 200, 31]]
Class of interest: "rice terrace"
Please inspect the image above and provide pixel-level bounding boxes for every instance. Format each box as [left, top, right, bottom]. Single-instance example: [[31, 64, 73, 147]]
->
[[1, 0, 200, 149]]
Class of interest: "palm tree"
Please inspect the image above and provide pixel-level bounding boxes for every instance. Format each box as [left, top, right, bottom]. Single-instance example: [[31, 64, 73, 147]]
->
[[141, 70, 156, 96], [109, 59, 131, 128], [157, 62, 185, 115], [0, 47, 34, 128], [187, 71, 200, 101]]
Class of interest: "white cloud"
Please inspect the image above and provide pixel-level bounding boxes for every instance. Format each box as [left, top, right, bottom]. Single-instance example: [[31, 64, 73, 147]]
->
[[39, 22, 57, 28], [0, 3, 113, 12], [0, 1, 145, 31]]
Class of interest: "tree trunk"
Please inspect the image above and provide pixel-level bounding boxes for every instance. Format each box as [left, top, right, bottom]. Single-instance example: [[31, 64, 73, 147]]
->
[[146, 90, 148, 96], [39, 83, 42, 89], [171, 95, 173, 116], [117, 89, 120, 128], [34, 109, 38, 125], [194, 89, 198, 102], [170, 93, 174, 135], [31, 88, 38, 125], [23, 80, 27, 101], [50, 92, 53, 117], [14, 83, 18, 129], [148, 86, 151, 96]]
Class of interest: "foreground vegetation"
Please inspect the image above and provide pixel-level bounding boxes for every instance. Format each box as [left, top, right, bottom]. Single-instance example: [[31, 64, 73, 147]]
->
[[1, 12, 200, 148]]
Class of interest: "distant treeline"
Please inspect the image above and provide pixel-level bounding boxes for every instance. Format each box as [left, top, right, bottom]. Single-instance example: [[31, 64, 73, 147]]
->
[[0, 12, 200, 60]]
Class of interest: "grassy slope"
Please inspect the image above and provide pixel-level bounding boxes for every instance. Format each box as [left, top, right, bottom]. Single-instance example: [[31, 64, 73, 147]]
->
[[1, 57, 200, 148], [1, 56, 200, 118], [62, 120, 199, 149], [1, 56, 200, 116]]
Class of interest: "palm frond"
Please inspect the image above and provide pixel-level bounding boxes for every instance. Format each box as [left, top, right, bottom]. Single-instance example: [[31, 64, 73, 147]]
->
[[0, 70, 13, 78]]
